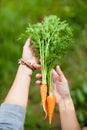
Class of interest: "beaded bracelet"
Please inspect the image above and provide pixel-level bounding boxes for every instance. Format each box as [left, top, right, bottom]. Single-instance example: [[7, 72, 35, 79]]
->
[[18, 58, 35, 71]]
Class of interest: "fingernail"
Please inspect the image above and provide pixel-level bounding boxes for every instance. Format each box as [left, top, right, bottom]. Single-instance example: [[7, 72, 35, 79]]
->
[[57, 65, 60, 69], [29, 36, 32, 40], [57, 65, 59, 68]]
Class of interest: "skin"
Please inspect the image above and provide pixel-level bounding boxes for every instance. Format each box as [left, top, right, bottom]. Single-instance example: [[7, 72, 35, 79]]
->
[[4, 38, 40, 108], [4, 38, 81, 130], [36, 67, 81, 130]]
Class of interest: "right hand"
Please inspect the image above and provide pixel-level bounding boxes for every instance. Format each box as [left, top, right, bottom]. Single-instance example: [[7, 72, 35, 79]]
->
[[52, 66, 70, 104], [36, 65, 70, 105]]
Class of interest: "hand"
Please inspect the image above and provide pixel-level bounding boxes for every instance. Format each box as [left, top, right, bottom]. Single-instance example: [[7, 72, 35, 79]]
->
[[52, 66, 70, 104], [22, 38, 41, 70], [36, 65, 70, 105]]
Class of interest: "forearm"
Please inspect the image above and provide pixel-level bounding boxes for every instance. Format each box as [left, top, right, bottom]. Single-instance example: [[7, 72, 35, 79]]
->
[[4, 64, 32, 109], [58, 96, 81, 130]]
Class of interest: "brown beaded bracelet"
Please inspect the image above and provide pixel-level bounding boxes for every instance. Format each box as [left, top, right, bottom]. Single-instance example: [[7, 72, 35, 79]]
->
[[18, 58, 35, 71]]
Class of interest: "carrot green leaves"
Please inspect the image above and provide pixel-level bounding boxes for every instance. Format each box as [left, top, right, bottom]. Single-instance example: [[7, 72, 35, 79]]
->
[[20, 15, 73, 86]]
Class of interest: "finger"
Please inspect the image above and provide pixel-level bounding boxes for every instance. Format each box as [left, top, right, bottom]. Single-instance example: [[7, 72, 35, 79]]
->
[[33, 63, 41, 70], [24, 38, 31, 48], [52, 69, 59, 83], [36, 74, 42, 79], [56, 66, 66, 81], [36, 80, 42, 86]]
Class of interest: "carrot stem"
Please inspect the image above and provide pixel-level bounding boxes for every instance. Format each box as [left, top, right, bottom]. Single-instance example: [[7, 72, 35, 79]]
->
[[49, 69, 54, 96]]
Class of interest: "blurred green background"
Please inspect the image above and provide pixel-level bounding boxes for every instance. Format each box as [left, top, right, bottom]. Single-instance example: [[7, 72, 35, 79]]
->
[[0, 0, 87, 129]]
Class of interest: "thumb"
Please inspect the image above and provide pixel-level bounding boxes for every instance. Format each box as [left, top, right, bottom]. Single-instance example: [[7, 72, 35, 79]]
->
[[24, 38, 31, 48]]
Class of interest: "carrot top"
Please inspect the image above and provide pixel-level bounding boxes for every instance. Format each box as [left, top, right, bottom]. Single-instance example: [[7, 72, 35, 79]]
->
[[20, 15, 73, 88]]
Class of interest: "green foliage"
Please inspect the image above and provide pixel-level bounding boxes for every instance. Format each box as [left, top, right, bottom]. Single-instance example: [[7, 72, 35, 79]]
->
[[71, 83, 87, 126]]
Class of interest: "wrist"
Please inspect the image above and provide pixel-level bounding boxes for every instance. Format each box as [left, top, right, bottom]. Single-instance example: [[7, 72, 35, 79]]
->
[[18, 58, 35, 71], [19, 64, 33, 76], [58, 95, 74, 111]]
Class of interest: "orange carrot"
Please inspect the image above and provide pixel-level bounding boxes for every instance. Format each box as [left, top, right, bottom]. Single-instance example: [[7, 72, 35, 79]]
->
[[46, 95, 56, 124], [40, 84, 47, 114]]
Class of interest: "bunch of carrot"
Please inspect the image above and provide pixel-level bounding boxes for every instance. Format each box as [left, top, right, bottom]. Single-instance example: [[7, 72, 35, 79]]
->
[[20, 15, 73, 124]]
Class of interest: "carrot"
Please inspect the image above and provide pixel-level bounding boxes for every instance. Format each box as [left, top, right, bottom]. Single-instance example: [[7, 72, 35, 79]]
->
[[40, 84, 47, 114], [46, 95, 56, 124]]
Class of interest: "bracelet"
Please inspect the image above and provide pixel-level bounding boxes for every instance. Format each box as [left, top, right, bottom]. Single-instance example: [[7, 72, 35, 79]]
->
[[18, 58, 35, 71]]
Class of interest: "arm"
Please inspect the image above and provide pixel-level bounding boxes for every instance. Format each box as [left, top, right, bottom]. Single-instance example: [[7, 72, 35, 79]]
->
[[36, 66, 81, 130], [4, 64, 32, 109], [58, 96, 80, 130], [4, 38, 40, 109], [0, 38, 40, 130], [52, 66, 81, 130]]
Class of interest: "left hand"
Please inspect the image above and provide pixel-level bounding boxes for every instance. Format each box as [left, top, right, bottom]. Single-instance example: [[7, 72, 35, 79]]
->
[[22, 38, 41, 70]]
